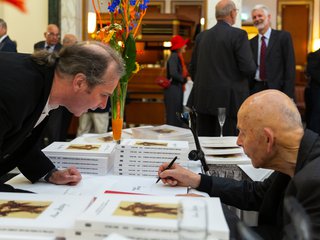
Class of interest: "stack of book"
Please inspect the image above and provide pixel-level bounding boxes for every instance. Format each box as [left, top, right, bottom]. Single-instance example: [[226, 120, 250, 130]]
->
[[113, 139, 189, 177], [68, 194, 229, 240], [0, 193, 92, 239], [42, 141, 116, 175], [199, 136, 250, 165], [131, 125, 195, 149]]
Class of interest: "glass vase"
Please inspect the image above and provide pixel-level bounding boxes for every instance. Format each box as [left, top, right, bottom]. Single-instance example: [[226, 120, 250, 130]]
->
[[111, 81, 128, 142]]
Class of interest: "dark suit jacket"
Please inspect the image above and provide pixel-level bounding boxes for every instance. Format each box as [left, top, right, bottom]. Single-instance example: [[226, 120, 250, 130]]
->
[[0, 35, 17, 52], [189, 20, 256, 118], [250, 29, 296, 98], [197, 129, 320, 239], [306, 48, 320, 85], [0, 52, 56, 186], [33, 40, 62, 52]]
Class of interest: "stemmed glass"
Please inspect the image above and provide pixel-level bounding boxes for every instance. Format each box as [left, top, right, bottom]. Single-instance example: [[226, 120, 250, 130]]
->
[[217, 108, 226, 137]]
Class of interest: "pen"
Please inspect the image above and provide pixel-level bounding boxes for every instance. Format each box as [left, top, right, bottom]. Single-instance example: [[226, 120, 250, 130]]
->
[[156, 156, 178, 183]]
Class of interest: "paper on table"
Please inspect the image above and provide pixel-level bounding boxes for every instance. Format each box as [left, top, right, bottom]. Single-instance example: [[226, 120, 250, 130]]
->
[[7, 174, 187, 196], [6, 174, 117, 196], [238, 164, 273, 181], [103, 175, 187, 196]]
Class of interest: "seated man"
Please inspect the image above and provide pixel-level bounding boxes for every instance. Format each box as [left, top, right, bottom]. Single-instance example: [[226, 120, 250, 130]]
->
[[158, 89, 320, 239]]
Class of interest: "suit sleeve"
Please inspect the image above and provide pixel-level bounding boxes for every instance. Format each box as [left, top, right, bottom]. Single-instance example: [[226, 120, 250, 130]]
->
[[281, 32, 296, 98], [306, 50, 320, 85], [234, 31, 256, 78], [196, 173, 275, 211], [285, 160, 320, 239], [2, 42, 17, 52], [189, 35, 201, 82]]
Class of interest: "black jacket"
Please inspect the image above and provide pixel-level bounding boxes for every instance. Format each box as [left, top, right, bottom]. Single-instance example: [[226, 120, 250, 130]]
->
[[0, 52, 56, 186]]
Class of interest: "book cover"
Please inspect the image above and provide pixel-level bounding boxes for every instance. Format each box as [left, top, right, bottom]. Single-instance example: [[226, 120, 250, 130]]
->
[[42, 141, 116, 157], [131, 125, 192, 140], [74, 195, 229, 239], [0, 193, 93, 238], [116, 139, 189, 152]]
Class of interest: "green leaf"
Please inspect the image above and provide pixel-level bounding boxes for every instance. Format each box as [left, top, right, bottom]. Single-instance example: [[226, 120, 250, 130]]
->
[[122, 33, 136, 82]]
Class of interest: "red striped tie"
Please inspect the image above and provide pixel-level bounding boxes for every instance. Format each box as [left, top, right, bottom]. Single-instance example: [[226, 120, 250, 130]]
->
[[259, 36, 267, 81]]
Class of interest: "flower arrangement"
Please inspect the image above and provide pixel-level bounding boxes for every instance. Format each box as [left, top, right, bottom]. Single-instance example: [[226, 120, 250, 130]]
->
[[91, 0, 149, 141]]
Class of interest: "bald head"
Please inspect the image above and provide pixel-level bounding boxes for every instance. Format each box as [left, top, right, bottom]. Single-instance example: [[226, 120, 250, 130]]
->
[[237, 90, 304, 174], [216, 0, 236, 19], [238, 90, 302, 132], [63, 34, 78, 47], [45, 24, 60, 46]]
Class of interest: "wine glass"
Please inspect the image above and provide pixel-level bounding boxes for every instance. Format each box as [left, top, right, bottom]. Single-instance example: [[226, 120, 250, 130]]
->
[[217, 108, 226, 137]]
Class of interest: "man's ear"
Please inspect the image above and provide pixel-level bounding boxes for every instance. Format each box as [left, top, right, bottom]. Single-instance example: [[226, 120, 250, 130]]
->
[[44, 32, 47, 38], [72, 73, 87, 92], [264, 127, 274, 153]]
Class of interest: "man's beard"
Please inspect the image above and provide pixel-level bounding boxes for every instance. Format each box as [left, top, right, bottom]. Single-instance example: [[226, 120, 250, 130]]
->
[[254, 20, 267, 30]]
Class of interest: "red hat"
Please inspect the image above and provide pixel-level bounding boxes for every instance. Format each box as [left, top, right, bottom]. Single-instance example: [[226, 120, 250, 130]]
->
[[170, 35, 189, 50]]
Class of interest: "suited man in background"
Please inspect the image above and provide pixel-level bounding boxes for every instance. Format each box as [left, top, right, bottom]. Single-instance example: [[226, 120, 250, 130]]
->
[[306, 48, 320, 134], [188, 0, 256, 136], [249, 4, 296, 99], [34, 24, 62, 53], [0, 18, 17, 52], [34, 25, 65, 146]]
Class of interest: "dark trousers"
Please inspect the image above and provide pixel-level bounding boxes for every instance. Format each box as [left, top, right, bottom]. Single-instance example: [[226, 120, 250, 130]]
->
[[164, 83, 184, 127]]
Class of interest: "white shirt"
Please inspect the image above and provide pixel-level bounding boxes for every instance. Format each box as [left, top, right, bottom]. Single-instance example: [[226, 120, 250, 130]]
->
[[0, 34, 8, 43], [44, 43, 54, 53], [34, 99, 59, 128]]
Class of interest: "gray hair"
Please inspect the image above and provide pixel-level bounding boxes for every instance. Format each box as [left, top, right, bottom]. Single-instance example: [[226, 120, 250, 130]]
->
[[215, 0, 236, 19], [31, 41, 125, 88], [252, 4, 269, 16], [0, 18, 7, 29]]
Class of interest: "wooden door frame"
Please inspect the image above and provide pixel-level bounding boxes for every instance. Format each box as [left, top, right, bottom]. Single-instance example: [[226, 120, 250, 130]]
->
[[277, 1, 313, 53]]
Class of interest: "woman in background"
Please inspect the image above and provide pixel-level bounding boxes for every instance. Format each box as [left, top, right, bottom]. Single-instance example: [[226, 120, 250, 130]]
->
[[165, 35, 191, 127]]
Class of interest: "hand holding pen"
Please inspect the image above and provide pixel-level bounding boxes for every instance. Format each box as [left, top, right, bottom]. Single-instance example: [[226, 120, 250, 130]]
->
[[157, 157, 201, 188], [156, 156, 177, 183]]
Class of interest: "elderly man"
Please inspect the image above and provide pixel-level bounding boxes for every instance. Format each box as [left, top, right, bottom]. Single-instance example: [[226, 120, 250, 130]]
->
[[158, 90, 320, 239], [0, 18, 17, 52], [0, 42, 124, 192], [34, 24, 62, 52], [188, 0, 256, 137], [249, 5, 295, 98], [62, 33, 78, 47]]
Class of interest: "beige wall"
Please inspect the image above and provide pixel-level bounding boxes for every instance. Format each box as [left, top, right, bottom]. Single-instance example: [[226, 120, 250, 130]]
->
[[0, 0, 48, 53]]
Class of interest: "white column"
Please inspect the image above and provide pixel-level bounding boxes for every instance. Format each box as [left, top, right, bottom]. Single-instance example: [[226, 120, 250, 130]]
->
[[60, 0, 82, 40]]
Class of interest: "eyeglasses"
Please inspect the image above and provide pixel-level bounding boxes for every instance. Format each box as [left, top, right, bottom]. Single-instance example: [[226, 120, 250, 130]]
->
[[46, 32, 60, 38]]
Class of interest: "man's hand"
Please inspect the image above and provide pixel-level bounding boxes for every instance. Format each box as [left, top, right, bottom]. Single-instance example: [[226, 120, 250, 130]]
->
[[158, 162, 201, 188], [48, 166, 82, 186]]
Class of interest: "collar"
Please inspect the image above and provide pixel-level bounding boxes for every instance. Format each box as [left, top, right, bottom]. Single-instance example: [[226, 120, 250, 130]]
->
[[259, 28, 271, 40], [0, 34, 8, 43], [295, 129, 320, 174]]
